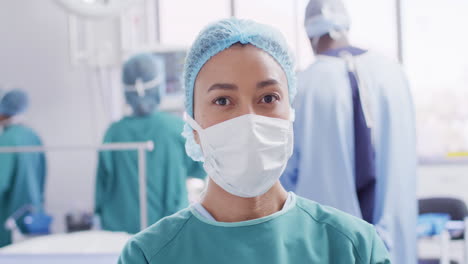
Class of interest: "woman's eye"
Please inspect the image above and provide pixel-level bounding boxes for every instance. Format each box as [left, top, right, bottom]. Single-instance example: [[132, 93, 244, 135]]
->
[[261, 94, 278, 104], [214, 97, 231, 106]]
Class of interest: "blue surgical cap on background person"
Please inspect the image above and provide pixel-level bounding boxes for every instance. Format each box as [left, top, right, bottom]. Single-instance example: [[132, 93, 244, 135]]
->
[[182, 17, 297, 161], [0, 89, 30, 117], [304, 0, 351, 39], [122, 53, 166, 116]]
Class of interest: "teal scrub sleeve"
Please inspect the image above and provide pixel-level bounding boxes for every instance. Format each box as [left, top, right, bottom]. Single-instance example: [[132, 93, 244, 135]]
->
[[370, 229, 391, 264], [118, 239, 148, 264]]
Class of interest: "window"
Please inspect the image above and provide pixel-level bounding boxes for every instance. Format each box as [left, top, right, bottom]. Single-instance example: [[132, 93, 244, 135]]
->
[[346, 0, 398, 61], [403, 0, 468, 161], [159, 0, 230, 46]]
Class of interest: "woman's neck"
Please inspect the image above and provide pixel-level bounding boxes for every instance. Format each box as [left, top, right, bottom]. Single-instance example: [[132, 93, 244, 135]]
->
[[200, 180, 288, 222]]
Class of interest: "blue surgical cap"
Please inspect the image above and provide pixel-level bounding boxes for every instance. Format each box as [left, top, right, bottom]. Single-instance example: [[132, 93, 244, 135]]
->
[[0, 89, 29, 117], [304, 0, 351, 38], [122, 53, 166, 116], [182, 18, 296, 161]]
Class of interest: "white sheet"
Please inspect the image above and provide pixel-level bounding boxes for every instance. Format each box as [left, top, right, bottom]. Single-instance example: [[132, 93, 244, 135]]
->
[[0, 230, 131, 254], [0, 231, 132, 264]]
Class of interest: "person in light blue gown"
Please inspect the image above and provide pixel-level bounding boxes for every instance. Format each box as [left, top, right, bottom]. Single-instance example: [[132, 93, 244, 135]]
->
[[281, 1, 417, 263]]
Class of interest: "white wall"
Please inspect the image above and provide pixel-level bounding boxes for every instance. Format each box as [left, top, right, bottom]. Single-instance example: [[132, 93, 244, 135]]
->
[[418, 164, 468, 204], [0, 0, 111, 232]]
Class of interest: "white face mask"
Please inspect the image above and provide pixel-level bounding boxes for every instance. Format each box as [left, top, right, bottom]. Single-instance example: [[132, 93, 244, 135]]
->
[[185, 113, 294, 198]]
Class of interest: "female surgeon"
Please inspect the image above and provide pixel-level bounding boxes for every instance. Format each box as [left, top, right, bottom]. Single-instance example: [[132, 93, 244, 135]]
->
[[118, 18, 390, 264]]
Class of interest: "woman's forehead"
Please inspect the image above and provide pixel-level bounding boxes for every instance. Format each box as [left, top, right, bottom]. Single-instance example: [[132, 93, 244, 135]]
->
[[195, 44, 288, 87]]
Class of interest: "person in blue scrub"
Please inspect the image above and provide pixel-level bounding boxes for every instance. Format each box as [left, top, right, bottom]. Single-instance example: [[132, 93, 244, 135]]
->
[[280, 0, 417, 263], [118, 18, 390, 264], [94, 53, 206, 234], [0, 89, 46, 247]]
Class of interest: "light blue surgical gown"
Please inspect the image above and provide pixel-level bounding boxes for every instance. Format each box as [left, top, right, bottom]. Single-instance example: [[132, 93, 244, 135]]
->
[[95, 111, 206, 234], [281, 50, 417, 263], [0, 124, 46, 247], [118, 193, 390, 263]]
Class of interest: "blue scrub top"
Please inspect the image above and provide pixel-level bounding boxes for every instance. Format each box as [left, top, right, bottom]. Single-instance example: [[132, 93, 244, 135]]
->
[[118, 193, 390, 263]]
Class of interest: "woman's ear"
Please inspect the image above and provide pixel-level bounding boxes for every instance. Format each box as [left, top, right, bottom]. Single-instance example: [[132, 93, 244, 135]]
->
[[193, 130, 200, 145]]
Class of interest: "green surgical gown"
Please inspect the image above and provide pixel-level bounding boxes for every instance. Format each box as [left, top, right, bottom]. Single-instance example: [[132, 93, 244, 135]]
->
[[95, 112, 206, 234], [0, 124, 46, 247], [118, 193, 390, 263]]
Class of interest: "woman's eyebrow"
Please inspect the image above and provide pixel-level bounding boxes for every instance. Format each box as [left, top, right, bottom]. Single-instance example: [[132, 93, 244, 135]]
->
[[208, 83, 238, 92], [256, 79, 279, 90]]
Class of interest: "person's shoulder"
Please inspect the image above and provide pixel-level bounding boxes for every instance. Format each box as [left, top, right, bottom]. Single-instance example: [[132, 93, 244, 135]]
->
[[106, 117, 129, 131], [151, 112, 185, 137], [297, 196, 373, 233], [1, 124, 41, 144], [7, 124, 35, 134], [362, 50, 404, 72], [101, 119, 127, 141], [122, 208, 194, 262], [153, 111, 184, 126], [295, 196, 383, 262], [115, 111, 184, 132], [297, 58, 350, 93], [298, 58, 342, 79]]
